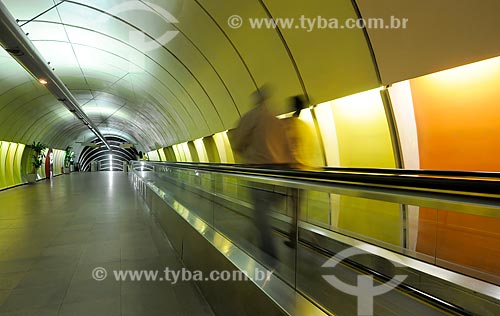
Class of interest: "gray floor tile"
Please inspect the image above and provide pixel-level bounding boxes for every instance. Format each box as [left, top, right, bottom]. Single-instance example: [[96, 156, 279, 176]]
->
[[0, 286, 66, 312], [63, 278, 120, 304], [30, 256, 80, 271], [121, 287, 182, 316], [41, 244, 85, 258], [62, 223, 94, 232], [0, 173, 213, 316], [121, 246, 159, 261], [173, 283, 214, 316], [15, 267, 74, 290], [71, 261, 120, 283], [0, 260, 34, 273], [58, 297, 121, 316], [0, 304, 59, 316], [0, 273, 25, 290]]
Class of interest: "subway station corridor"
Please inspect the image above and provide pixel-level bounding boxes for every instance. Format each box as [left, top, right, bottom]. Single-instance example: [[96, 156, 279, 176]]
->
[[0, 0, 499, 315], [0, 172, 213, 316]]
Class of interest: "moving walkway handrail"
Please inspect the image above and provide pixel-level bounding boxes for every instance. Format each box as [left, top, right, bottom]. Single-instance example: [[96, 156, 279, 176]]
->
[[133, 161, 500, 199], [130, 163, 500, 315]]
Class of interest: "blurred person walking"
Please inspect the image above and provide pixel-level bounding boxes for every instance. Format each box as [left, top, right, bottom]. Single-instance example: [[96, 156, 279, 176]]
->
[[282, 95, 322, 248], [229, 86, 295, 261]]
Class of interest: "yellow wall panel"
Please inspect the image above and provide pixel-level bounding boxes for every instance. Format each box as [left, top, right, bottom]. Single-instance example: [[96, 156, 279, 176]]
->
[[5, 143, 16, 186], [194, 139, 209, 163], [159, 149, 167, 162], [187, 142, 199, 162], [202, 137, 220, 163], [338, 197, 402, 246], [212, 132, 235, 163], [315, 90, 401, 246], [331, 89, 395, 168], [0, 142, 6, 189], [172, 145, 181, 162], [13, 143, 25, 184], [37, 148, 48, 179], [52, 149, 65, 176], [180, 143, 193, 162], [164, 147, 176, 161]]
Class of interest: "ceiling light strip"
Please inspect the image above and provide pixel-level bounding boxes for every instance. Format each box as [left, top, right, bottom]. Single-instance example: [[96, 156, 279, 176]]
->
[[0, 1, 111, 150]]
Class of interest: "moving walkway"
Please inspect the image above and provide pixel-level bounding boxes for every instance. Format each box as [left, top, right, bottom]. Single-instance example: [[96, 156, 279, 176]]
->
[[130, 161, 500, 316]]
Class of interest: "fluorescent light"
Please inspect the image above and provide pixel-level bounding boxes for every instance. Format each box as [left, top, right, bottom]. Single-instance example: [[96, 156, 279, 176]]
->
[[39, 79, 48, 85]]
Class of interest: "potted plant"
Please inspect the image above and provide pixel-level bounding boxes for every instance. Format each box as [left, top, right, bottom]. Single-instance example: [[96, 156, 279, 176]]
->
[[64, 146, 74, 174], [27, 141, 47, 183]]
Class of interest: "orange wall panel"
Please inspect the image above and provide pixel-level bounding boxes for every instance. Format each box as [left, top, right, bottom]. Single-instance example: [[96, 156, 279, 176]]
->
[[410, 56, 500, 171], [411, 56, 500, 281]]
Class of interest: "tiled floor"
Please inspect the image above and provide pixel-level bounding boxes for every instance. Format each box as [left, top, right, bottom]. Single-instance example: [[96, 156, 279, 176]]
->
[[0, 172, 214, 316]]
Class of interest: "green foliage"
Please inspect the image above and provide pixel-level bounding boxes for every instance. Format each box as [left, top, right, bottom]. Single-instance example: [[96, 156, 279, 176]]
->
[[64, 146, 74, 168], [31, 141, 47, 173]]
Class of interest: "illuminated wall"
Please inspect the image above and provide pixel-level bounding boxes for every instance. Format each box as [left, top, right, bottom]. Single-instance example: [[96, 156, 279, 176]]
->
[[212, 132, 234, 163], [147, 150, 160, 162], [398, 56, 500, 278], [0, 141, 26, 190], [0, 141, 66, 190], [140, 56, 500, 262], [409, 56, 500, 172], [52, 149, 66, 176], [313, 89, 401, 245], [194, 138, 209, 163]]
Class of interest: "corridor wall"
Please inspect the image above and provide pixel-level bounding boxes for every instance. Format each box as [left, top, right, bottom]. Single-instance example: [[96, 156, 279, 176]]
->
[[0, 141, 25, 190], [0, 142, 66, 190], [388, 56, 500, 279], [145, 55, 500, 280]]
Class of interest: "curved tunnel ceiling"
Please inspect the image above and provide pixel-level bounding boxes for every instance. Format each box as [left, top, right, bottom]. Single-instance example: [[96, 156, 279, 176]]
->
[[0, 0, 498, 152]]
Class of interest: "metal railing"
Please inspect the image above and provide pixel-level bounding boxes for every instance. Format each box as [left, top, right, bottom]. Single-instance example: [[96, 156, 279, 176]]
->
[[130, 161, 500, 316]]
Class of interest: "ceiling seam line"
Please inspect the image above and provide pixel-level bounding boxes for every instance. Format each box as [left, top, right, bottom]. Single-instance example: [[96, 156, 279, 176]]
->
[[193, 0, 258, 91], [59, 1, 216, 130], [140, 0, 242, 118], [25, 41, 189, 143], [25, 23, 204, 133], [349, 0, 383, 84], [257, 0, 309, 102], [51, 0, 96, 101], [19, 0, 67, 27], [80, 72, 130, 108]]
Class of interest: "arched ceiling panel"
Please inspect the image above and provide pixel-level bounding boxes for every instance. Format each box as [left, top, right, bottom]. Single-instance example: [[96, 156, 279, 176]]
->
[[56, 26, 209, 138], [196, 0, 305, 115], [20, 110, 74, 143], [262, 0, 380, 102], [174, 0, 258, 120], [1, 0, 397, 151], [53, 1, 228, 135], [356, 0, 500, 84]]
